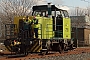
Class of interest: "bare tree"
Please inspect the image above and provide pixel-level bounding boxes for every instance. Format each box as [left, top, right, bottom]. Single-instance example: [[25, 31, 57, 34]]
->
[[0, 0, 42, 24], [0, 0, 43, 38], [70, 7, 88, 16]]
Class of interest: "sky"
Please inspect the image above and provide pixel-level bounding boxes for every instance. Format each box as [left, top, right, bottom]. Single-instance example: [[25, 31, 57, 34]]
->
[[62, 0, 89, 8], [39, 0, 90, 15], [46, 0, 90, 8]]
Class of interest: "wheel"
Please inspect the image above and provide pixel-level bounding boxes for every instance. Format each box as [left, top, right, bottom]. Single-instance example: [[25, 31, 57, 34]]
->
[[58, 44, 62, 54], [41, 51, 46, 55], [70, 44, 74, 50], [64, 44, 68, 51], [40, 49, 48, 55], [24, 52, 28, 56], [46, 51, 48, 55]]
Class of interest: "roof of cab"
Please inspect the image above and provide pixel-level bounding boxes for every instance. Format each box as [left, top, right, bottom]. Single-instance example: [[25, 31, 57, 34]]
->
[[32, 5, 64, 11]]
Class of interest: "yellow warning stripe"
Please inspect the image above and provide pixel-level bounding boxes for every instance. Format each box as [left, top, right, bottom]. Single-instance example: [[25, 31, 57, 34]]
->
[[36, 40, 42, 52], [6, 46, 11, 51], [33, 44, 40, 52], [30, 41, 38, 52], [36, 45, 42, 52], [33, 40, 42, 52]]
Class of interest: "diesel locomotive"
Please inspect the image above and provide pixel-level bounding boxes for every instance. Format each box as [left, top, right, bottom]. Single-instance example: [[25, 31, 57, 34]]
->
[[4, 4, 74, 55]]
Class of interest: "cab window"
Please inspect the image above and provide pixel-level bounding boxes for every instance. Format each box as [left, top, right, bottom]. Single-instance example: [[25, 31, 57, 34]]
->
[[61, 10, 69, 18]]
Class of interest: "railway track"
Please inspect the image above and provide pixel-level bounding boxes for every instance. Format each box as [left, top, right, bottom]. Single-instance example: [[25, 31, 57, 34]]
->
[[0, 47, 90, 60]]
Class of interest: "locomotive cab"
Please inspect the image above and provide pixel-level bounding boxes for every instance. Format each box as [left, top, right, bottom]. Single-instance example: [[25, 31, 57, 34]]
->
[[32, 5, 71, 39], [32, 4, 72, 53]]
